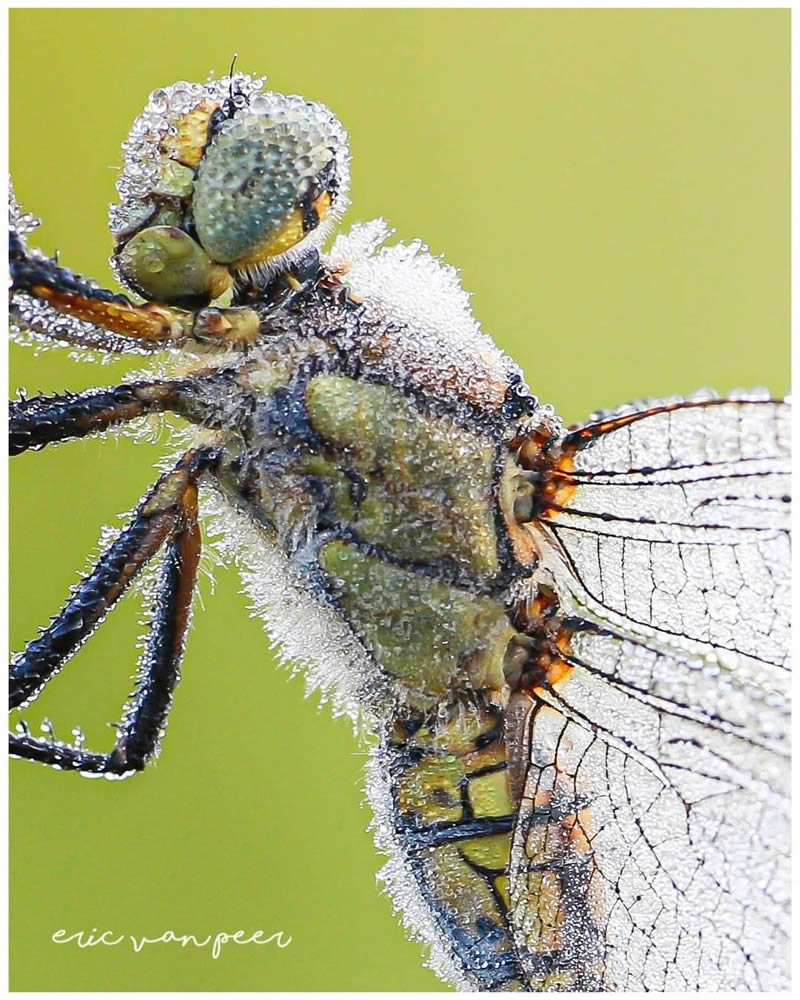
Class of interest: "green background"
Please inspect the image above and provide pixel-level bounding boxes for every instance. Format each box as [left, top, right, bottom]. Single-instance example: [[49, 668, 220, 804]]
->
[[9, 8, 789, 993]]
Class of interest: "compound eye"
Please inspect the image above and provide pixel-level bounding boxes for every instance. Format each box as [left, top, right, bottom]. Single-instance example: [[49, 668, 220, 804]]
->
[[116, 226, 233, 305], [192, 96, 347, 272]]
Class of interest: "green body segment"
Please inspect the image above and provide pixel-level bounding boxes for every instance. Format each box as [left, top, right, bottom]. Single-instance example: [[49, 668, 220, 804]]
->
[[384, 705, 527, 990], [319, 539, 515, 707], [305, 376, 501, 580]]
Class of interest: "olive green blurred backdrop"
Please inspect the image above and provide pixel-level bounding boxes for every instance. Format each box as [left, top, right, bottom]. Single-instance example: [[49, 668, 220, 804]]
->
[[9, 7, 789, 993]]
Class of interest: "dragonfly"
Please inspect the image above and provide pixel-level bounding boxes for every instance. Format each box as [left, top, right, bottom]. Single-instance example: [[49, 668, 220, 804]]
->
[[9, 72, 790, 991]]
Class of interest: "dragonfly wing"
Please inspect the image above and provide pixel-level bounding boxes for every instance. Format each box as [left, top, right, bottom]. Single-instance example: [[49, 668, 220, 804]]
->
[[506, 394, 790, 989], [506, 621, 789, 990], [535, 395, 791, 669]]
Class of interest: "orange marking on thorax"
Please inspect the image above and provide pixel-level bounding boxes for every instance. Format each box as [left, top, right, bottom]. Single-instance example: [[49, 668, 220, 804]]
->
[[514, 589, 577, 694], [542, 622, 578, 688], [531, 656, 572, 693], [513, 429, 579, 521], [541, 449, 578, 517]]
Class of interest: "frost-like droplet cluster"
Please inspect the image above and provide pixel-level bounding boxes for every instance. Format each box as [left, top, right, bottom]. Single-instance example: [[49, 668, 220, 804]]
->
[[8, 180, 39, 241]]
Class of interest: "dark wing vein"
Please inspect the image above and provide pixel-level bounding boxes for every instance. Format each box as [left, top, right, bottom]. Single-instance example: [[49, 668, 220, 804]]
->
[[536, 397, 791, 668]]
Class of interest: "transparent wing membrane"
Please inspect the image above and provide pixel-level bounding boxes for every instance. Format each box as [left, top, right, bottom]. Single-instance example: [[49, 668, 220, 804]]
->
[[508, 682, 788, 990], [538, 397, 791, 668], [508, 395, 791, 990]]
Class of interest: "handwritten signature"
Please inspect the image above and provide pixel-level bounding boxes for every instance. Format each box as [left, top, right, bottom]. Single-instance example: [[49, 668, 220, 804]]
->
[[52, 928, 292, 959]]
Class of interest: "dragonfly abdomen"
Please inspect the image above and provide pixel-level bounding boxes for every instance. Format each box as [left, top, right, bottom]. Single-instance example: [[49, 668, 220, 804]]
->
[[372, 703, 528, 991]]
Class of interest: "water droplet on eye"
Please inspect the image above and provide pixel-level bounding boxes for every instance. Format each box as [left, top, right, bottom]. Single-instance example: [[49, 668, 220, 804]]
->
[[149, 89, 169, 113], [249, 96, 270, 115]]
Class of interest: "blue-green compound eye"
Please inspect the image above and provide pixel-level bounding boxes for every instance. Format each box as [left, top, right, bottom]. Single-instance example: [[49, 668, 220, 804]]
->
[[193, 93, 350, 273]]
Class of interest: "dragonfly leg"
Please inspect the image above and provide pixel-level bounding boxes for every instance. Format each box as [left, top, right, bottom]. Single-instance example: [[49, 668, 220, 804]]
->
[[9, 370, 248, 455], [9, 448, 216, 776], [10, 229, 259, 353]]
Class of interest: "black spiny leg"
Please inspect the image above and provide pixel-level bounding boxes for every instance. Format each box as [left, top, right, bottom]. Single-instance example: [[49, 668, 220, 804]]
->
[[10, 371, 247, 455], [9, 449, 213, 776]]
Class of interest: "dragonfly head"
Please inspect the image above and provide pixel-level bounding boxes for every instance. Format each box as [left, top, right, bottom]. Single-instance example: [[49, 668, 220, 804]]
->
[[109, 72, 351, 305]]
